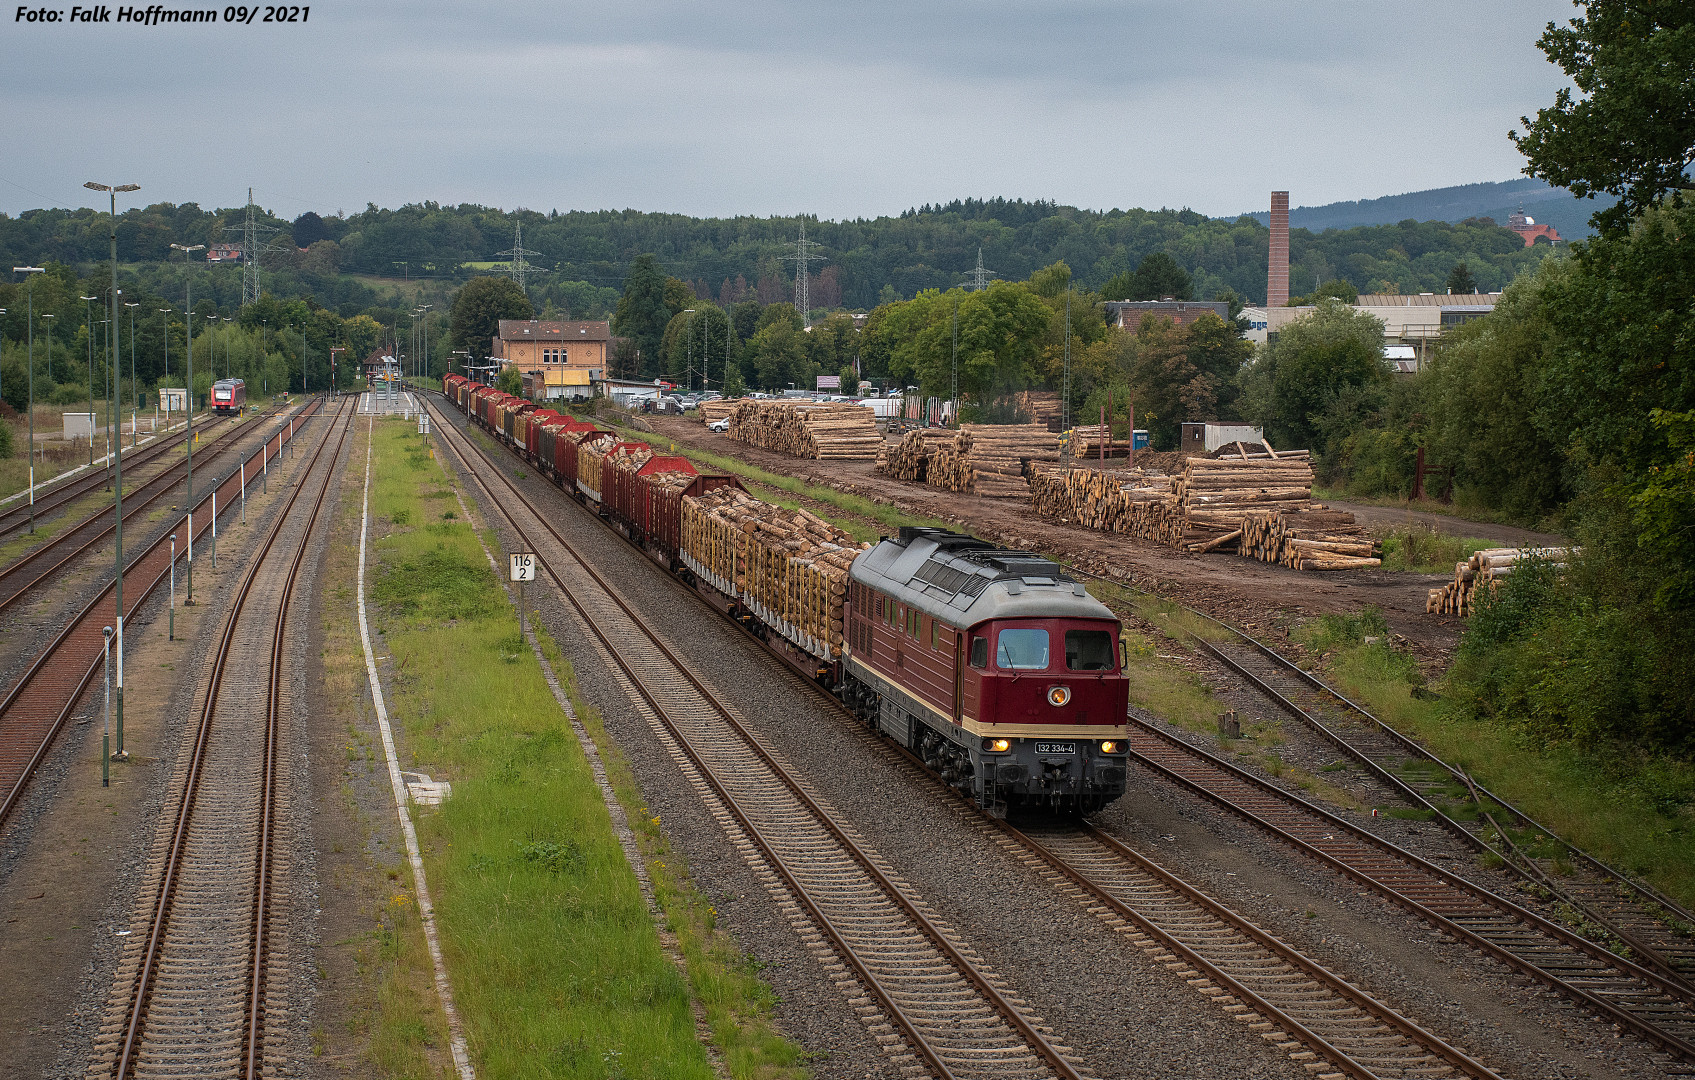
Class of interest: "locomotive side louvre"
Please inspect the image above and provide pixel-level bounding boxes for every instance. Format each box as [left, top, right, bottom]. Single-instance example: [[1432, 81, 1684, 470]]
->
[[843, 527, 1130, 815]]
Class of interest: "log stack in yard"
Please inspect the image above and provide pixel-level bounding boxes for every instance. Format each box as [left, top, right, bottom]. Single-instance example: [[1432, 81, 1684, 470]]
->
[[680, 487, 868, 660], [698, 399, 737, 423], [876, 428, 954, 481], [1027, 466, 1184, 544], [728, 400, 883, 460], [924, 424, 1061, 497], [1029, 447, 1382, 570], [1427, 547, 1571, 615]]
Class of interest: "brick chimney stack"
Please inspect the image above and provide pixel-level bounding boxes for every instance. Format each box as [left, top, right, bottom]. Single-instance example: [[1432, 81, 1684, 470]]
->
[[1267, 191, 1290, 308]]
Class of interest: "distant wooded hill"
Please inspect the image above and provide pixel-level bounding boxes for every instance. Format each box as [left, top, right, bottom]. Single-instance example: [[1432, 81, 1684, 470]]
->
[[0, 190, 1563, 316], [1238, 178, 1614, 241]]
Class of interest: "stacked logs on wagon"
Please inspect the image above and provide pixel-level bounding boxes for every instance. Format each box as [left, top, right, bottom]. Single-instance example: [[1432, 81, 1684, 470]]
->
[[727, 400, 883, 460], [1426, 546, 1571, 616], [1027, 465, 1183, 543], [876, 428, 954, 481], [926, 424, 1061, 497], [698, 399, 738, 423], [680, 486, 868, 659], [576, 433, 626, 497]]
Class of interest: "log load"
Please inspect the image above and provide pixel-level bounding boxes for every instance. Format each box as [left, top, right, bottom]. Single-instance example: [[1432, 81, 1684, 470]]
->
[[926, 423, 1061, 497], [876, 428, 953, 481], [1426, 546, 1571, 615], [728, 400, 883, 460], [679, 486, 869, 659], [1028, 466, 1183, 543], [698, 399, 738, 423]]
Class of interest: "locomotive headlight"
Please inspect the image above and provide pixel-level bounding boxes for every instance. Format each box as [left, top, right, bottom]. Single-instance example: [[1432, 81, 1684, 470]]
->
[[1047, 686, 1071, 707], [984, 738, 1011, 753], [1099, 740, 1121, 754]]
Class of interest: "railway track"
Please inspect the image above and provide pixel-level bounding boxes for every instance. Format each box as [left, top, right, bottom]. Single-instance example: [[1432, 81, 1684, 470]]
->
[[0, 404, 302, 618], [428, 400, 1086, 1080], [442, 392, 1695, 1073], [1122, 714, 1695, 1067], [0, 413, 231, 542], [1185, 625, 1695, 982], [88, 396, 355, 1079], [0, 398, 327, 833], [431, 396, 1527, 1080]]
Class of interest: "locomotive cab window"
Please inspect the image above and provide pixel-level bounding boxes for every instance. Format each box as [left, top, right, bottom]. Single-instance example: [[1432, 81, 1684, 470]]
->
[[1065, 629, 1116, 671], [969, 635, 988, 668], [996, 628, 1050, 670]]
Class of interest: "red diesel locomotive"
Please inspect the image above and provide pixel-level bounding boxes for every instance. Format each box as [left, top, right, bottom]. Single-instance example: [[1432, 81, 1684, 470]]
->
[[441, 373, 1130, 814]]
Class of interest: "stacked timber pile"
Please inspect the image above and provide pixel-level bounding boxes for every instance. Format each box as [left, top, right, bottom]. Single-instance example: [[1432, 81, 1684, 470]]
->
[[1175, 456, 1320, 551], [926, 424, 1061, 497], [876, 428, 953, 482], [1013, 390, 1063, 430], [1178, 457, 1379, 568], [1427, 547, 1571, 615], [645, 470, 698, 498], [1238, 511, 1381, 569], [680, 487, 868, 659], [1027, 466, 1183, 543], [576, 433, 622, 496], [1069, 426, 1114, 457], [698, 399, 737, 423], [728, 400, 882, 460], [1212, 443, 1310, 462]]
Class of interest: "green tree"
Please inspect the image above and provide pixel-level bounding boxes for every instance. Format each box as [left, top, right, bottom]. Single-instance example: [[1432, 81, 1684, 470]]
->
[[1423, 260, 1572, 519], [1101, 252, 1193, 301], [451, 276, 533, 361], [612, 254, 671, 377], [1512, 0, 1695, 233], [1260, 299, 1387, 451], [496, 364, 523, 396], [1446, 262, 1479, 294], [744, 318, 807, 391], [806, 312, 860, 376]]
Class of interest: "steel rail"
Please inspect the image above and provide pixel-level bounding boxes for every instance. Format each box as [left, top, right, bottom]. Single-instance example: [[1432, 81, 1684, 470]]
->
[[1070, 563, 1695, 961], [0, 412, 234, 541], [0, 397, 327, 832], [429, 398, 1083, 1080], [1011, 822, 1505, 1080], [1123, 714, 1695, 1062], [111, 398, 354, 1079], [433, 392, 1511, 1080], [0, 403, 301, 618], [441, 392, 1695, 1066]]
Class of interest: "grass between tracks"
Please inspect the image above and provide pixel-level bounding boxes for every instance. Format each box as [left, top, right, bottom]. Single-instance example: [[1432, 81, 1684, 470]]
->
[[1295, 609, 1695, 909], [363, 416, 805, 1078]]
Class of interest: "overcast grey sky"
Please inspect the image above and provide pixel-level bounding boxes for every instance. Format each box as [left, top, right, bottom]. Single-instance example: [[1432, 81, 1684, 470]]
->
[[1, 0, 1576, 221]]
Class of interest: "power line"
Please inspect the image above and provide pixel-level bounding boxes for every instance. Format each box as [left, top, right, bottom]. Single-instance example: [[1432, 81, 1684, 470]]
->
[[237, 188, 284, 307], [493, 221, 546, 293], [780, 220, 825, 326], [963, 246, 998, 292]]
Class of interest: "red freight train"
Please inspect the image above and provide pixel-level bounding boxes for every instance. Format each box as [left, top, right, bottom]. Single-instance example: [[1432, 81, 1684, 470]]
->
[[441, 373, 1130, 814]]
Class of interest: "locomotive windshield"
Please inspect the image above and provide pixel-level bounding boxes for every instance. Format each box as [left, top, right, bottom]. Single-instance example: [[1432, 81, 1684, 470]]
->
[[1065, 629, 1116, 671], [996, 628, 1049, 670]]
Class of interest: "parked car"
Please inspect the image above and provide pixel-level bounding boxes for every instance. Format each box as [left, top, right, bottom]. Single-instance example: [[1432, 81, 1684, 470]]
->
[[708, 417, 731, 433]]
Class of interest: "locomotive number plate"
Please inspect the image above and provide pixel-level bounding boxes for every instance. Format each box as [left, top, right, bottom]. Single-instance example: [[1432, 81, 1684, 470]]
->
[[1034, 742, 1076, 755]]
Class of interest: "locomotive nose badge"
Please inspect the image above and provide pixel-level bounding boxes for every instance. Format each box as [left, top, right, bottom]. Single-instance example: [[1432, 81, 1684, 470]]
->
[[1047, 686, 1071, 707]]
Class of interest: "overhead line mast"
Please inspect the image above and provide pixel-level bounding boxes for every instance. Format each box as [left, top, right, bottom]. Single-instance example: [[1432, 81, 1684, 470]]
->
[[781, 220, 825, 326], [494, 222, 545, 294]]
